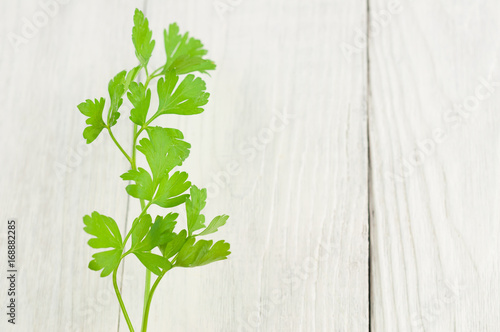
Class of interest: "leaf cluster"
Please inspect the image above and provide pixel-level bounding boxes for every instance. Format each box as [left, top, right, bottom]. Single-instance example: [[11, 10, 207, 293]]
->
[[80, 9, 230, 280]]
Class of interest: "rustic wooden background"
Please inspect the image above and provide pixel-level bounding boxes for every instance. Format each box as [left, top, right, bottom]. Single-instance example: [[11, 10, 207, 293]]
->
[[1, 0, 499, 331]]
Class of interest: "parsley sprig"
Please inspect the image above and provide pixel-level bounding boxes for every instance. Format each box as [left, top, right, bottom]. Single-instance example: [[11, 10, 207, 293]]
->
[[78, 9, 229, 332]]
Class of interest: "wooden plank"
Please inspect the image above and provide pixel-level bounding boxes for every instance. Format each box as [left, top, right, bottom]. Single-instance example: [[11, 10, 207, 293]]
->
[[0, 1, 142, 331], [0, 0, 369, 331], [369, 0, 500, 330], [118, 0, 368, 331]]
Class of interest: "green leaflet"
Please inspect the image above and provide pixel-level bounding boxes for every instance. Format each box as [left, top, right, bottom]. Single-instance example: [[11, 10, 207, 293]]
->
[[78, 98, 106, 143], [186, 185, 207, 235], [128, 82, 151, 126], [125, 65, 142, 89], [121, 168, 155, 201], [160, 230, 188, 259], [131, 214, 153, 248], [89, 249, 122, 277], [121, 168, 190, 208], [134, 252, 172, 276], [163, 23, 216, 75], [135, 214, 178, 251], [153, 171, 191, 208], [78, 67, 140, 143], [154, 71, 209, 117], [83, 212, 123, 277], [132, 9, 155, 66], [197, 215, 229, 236], [131, 214, 177, 275], [83, 212, 122, 249], [137, 126, 191, 183], [175, 237, 230, 268], [107, 70, 127, 126], [185, 187, 229, 237]]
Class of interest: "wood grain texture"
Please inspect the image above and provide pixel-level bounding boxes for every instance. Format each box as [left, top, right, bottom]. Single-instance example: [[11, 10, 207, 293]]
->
[[369, 0, 500, 331], [0, 0, 368, 331]]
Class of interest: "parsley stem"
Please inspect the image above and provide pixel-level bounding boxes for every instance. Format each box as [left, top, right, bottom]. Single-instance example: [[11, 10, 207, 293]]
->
[[130, 120, 153, 320], [134, 70, 160, 320], [144, 270, 151, 318], [107, 126, 132, 164], [144, 67, 164, 88], [124, 64, 170, 330], [113, 268, 135, 332], [151, 66, 164, 77], [141, 269, 170, 332], [131, 124, 138, 169]]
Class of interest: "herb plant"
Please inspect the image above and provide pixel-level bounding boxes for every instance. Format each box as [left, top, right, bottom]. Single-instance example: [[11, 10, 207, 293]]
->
[[78, 9, 230, 332]]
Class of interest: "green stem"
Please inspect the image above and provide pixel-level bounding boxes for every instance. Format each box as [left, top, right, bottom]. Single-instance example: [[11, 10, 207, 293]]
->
[[144, 270, 151, 317], [136, 67, 164, 135], [107, 126, 132, 164], [130, 122, 151, 318], [131, 124, 138, 169], [111, 64, 166, 331], [113, 268, 135, 332], [141, 270, 169, 332], [144, 116, 156, 128], [131, 73, 158, 319], [151, 66, 164, 77], [144, 67, 164, 88]]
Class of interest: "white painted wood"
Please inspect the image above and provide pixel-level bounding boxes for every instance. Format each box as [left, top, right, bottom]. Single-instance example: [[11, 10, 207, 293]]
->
[[0, 0, 368, 331], [369, 0, 500, 331]]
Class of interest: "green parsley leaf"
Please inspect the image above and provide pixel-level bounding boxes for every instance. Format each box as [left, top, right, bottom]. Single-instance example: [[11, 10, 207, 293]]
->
[[160, 230, 188, 259], [107, 70, 127, 126], [89, 249, 122, 277], [186, 185, 207, 236], [131, 214, 177, 275], [125, 65, 142, 89], [121, 167, 155, 201], [154, 71, 209, 117], [131, 214, 153, 248], [163, 23, 216, 75], [197, 215, 229, 236], [135, 213, 178, 251], [137, 126, 191, 183], [132, 9, 155, 67], [175, 237, 230, 267], [83, 211, 123, 249], [78, 98, 106, 144], [79, 67, 138, 144], [128, 82, 151, 126], [83, 212, 123, 277], [134, 252, 172, 276], [153, 171, 191, 208]]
